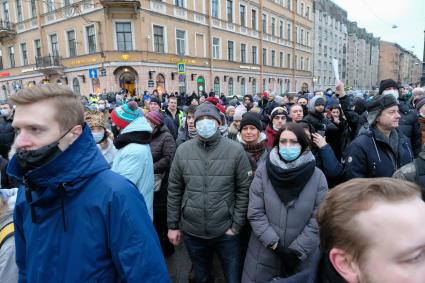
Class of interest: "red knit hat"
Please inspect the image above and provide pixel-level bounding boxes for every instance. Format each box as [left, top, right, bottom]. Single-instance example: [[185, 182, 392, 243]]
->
[[146, 111, 164, 126], [110, 101, 140, 129]]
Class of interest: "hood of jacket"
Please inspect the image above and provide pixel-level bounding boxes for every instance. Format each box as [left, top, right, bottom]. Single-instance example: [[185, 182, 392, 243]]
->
[[121, 116, 152, 134], [308, 96, 326, 113], [7, 124, 110, 206]]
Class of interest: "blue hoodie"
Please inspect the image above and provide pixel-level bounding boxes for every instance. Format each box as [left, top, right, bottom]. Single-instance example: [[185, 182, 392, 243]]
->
[[7, 124, 169, 283]]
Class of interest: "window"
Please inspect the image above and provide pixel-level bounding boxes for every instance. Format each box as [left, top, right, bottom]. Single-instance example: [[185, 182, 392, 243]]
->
[[252, 46, 257, 64], [306, 31, 310, 46], [34, 39, 41, 58], [287, 0, 292, 10], [228, 77, 234, 96], [263, 78, 267, 91], [8, 47, 15, 68], [2, 0, 9, 21], [116, 22, 133, 51], [251, 9, 257, 30], [240, 78, 246, 95], [86, 25, 96, 54], [226, 0, 233, 22], [176, 29, 186, 55], [174, 0, 184, 7], [30, 0, 36, 18], [287, 23, 291, 41], [287, 53, 291, 68], [153, 25, 164, 53], [271, 17, 276, 36], [300, 56, 304, 70], [306, 57, 310, 71], [300, 3, 304, 16], [212, 0, 218, 18], [214, 77, 220, 94], [279, 52, 283, 67], [262, 14, 267, 33], [240, 43, 246, 63], [300, 29, 304, 45], [262, 48, 267, 65], [67, 30, 76, 57], [228, 40, 234, 61], [64, 0, 70, 6], [15, 0, 23, 22], [251, 79, 257, 94], [50, 34, 58, 56], [279, 20, 284, 38], [72, 78, 80, 95], [0, 51, 3, 70], [240, 5, 246, 27], [46, 0, 54, 12], [212, 37, 220, 59], [271, 50, 275, 67], [20, 43, 28, 65], [306, 6, 310, 18], [296, 26, 298, 43]]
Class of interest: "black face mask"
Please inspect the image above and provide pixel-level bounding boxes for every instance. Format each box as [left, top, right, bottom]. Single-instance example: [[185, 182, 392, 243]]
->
[[16, 127, 73, 171], [111, 125, 120, 137]]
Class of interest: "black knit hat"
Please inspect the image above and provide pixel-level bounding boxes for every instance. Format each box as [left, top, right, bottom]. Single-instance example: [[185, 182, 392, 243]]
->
[[150, 97, 162, 106], [194, 102, 221, 123], [270, 107, 288, 122], [366, 95, 399, 125], [379, 79, 398, 95], [239, 112, 262, 132]]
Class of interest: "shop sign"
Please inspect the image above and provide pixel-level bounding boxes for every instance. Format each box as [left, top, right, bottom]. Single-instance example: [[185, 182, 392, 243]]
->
[[69, 58, 97, 66]]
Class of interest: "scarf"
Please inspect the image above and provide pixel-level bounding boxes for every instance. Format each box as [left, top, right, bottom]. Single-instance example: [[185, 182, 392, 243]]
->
[[266, 148, 316, 204], [188, 127, 197, 139], [243, 141, 267, 162], [114, 131, 152, 149]]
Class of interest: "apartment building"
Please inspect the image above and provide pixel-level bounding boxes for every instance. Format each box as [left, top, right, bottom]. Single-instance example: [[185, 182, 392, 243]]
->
[[0, 0, 314, 99], [379, 40, 422, 86], [313, 0, 347, 91]]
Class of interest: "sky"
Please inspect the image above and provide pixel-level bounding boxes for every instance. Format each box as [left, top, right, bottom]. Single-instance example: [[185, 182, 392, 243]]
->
[[332, 0, 425, 60]]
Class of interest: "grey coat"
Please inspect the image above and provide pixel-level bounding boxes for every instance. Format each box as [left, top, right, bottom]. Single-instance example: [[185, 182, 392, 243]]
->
[[167, 131, 252, 239], [0, 210, 18, 283], [242, 159, 328, 283]]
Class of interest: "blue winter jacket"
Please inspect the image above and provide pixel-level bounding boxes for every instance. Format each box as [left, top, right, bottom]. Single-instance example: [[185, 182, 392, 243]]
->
[[7, 124, 170, 283], [112, 117, 155, 219], [344, 126, 413, 179]]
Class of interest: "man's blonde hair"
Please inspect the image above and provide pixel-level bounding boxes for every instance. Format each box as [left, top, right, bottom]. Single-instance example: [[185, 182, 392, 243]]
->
[[317, 178, 421, 263], [9, 84, 84, 131]]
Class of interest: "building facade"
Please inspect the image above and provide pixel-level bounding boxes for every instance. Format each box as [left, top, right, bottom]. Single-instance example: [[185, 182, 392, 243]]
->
[[0, 0, 314, 99], [312, 0, 347, 91], [378, 40, 422, 86], [345, 21, 379, 90]]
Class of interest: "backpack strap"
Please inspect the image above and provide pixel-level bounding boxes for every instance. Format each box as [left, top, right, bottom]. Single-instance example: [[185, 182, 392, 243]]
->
[[0, 222, 14, 249]]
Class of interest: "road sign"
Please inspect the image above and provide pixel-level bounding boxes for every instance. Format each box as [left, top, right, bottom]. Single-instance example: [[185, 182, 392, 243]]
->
[[148, 80, 155, 87], [88, 68, 97, 79], [177, 62, 186, 75], [178, 74, 186, 82], [100, 68, 106, 77]]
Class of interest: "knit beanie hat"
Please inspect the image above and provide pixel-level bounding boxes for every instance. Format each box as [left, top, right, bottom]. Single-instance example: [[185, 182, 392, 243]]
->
[[194, 102, 221, 124], [146, 111, 164, 126], [233, 105, 247, 121], [367, 94, 399, 125], [85, 110, 106, 129], [150, 97, 162, 107], [111, 101, 140, 129], [415, 96, 425, 111], [270, 107, 288, 121], [379, 79, 398, 95], [239, 112, 262, 132]]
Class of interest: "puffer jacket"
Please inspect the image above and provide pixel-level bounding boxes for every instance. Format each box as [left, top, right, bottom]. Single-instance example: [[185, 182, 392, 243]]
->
[[0, 210, 18, 282], [344, 126, 413, 179], [242, 152, 328, 283], [398, 101, 421, 157], [0, 116, 14, 159], [7, 124, 169, 283], [111, 117, 155, 219], [150, 124, 176, 174], [167, 131, 252, 239]]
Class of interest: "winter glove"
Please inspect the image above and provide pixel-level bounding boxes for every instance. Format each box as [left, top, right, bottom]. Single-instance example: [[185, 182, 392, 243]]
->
[[274, 241, 301, 276]]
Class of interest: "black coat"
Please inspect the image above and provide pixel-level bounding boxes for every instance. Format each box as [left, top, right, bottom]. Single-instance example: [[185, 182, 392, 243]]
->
[[0, 116, 14, 159], [326, 119, 351, 161], [303, 112, 338, 135], [398, 101, 421, 157], [339, 95, 367, 138]]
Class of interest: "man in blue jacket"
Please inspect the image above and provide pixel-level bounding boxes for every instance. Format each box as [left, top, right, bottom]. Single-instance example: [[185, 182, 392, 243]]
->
[[7, 84, 170, 283], [344, 94, 413, 179]]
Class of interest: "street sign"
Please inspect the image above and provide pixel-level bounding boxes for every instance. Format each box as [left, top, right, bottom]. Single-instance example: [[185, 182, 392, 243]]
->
[[177, 62, 186, 75], [88, 68, 97, 79], [148, 80, 155, 87], [179, 74, 186, 82], [100, 68, 106, 77]]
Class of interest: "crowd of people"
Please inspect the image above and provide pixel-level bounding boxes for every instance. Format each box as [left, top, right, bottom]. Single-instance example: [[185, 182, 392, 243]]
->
[[0, 79, 425, 283]]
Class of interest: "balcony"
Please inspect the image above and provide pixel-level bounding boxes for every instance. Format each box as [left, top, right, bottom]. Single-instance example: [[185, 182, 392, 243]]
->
[[35, 55, 64, 76], [0, 20, 16, 40], [100, 0, 140, 9]]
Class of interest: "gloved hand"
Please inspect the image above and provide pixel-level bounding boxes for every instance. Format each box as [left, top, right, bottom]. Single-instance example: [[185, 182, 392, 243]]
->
[[274, 241, 301, 275]]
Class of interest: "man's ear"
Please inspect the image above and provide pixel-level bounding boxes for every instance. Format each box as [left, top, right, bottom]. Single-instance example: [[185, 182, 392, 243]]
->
[[68, 125, 83, 145], [329, 248, 360, 283]]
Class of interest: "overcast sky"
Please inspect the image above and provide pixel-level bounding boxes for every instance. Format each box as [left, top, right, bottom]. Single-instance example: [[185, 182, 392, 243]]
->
[[332, 0, 425, 60]]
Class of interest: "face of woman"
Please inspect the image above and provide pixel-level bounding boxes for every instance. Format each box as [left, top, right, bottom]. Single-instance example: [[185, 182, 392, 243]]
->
[[241, 125, 260, 145], [228, 109, 235, 117], [331, 109, 340, 119], [279, 130, 300, 149]]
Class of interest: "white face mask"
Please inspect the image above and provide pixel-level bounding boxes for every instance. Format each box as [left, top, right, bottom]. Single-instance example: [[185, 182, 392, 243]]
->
[[382, 89, 399, 100]]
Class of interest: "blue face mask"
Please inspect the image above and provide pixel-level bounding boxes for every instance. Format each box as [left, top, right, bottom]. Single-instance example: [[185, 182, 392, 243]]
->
[[92, 132, 105, 144], [279, 146, 301, 162], [196, 119, 217, 139]]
